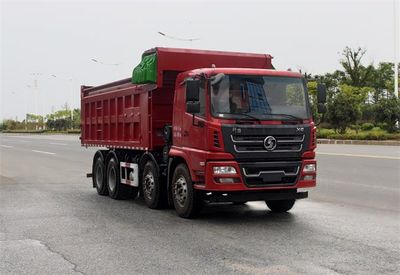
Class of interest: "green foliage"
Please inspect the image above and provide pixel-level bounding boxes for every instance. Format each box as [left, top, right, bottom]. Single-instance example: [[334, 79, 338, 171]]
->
[[326, 84, 368, 134], [317, 127, 400, 140], [360, 122, 374, 131], [349, 124, 361, 133], [373, 97, 400, 133], [340, 47, 374, 87], [317, 128, 335, 138], [366, 62, 395, 102], [46, 107, 80, 131], [360, 104, 375, 122]]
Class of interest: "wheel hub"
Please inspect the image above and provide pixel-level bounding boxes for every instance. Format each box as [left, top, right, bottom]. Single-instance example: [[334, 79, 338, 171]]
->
[[173, 176, 188, 207], [96, 165, 103, 188], [108, 167, 116, 192], [143, 172, 155, 199]]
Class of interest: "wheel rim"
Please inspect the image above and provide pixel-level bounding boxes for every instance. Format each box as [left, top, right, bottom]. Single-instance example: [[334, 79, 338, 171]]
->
[[143, 172, 155, 200], [173, 176, 188, 208], [108, 166, 116, 193], [95, 165, 103, 189]]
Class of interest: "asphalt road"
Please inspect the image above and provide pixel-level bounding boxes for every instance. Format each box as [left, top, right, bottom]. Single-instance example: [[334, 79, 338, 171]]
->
[[0, 134, 399, 275]]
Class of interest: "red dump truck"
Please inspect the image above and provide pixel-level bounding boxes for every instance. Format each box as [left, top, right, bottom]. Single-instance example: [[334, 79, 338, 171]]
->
[[81, 47, 326, 218]]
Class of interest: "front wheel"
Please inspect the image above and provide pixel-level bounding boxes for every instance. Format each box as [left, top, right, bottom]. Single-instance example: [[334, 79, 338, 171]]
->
[[265, 199, 295, 213], [171, 164, 202, 218]]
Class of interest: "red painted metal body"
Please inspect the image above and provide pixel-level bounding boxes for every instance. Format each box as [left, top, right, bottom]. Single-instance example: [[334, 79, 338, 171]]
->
[[81, 47, 316, 193], [81, 47, 273, 150]]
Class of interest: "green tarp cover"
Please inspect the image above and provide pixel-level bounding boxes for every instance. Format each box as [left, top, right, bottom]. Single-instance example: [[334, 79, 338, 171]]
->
[[132, 53, 157, 84]]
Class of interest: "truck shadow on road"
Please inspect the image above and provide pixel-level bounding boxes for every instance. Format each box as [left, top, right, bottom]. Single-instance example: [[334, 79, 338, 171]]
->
[[87, 193, 297, 226], [197, 203, 296, 224]]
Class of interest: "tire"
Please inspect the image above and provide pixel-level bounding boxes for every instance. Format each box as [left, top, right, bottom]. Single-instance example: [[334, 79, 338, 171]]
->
[[265, 199, 295, 213], [142, 161, 166, 209], [107, 157, 131, 200], [93, 156, 108, 196], [171, 164, 202, 218]]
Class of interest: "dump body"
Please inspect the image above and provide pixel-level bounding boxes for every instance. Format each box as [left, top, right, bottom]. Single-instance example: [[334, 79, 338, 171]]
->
[[81, 47, 273, 149]]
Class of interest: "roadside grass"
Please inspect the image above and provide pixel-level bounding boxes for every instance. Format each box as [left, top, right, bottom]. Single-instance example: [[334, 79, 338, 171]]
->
[[1, 129, 80, 134], [317, 127, 400, 140]]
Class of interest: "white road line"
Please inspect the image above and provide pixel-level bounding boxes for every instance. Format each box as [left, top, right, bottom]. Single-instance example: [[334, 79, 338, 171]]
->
[[31, 150, 56, 155], [318, 152, 400, 160], [49, 142, 67, 146], [1, 145, 13, 148]]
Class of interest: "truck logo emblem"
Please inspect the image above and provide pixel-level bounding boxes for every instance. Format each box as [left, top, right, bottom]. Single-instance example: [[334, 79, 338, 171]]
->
[[297, 127, 304, 132], [264, 136, 277, 151]]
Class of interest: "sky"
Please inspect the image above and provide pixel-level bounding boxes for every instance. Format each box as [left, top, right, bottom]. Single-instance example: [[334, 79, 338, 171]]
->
[[1, 0, 398, 120]]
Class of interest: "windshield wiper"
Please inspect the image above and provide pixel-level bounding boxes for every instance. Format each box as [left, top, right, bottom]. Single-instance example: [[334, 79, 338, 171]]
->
[[265, 113, 304, 121], [216, 112, 261, 121]]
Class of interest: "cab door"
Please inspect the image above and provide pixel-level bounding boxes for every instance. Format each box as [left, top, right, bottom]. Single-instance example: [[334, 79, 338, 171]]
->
[[181, 81, 207, 150]]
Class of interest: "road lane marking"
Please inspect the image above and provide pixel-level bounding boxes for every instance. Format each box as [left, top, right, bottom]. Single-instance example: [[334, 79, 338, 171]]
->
[[49, 142, 67, 146], [32, 150, 56, 155], [0, 145, 13, 148], [318, 152, 400, 160]]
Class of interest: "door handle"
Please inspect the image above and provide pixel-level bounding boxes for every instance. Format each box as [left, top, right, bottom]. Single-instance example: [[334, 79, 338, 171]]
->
[[183, 131, 189, 137]]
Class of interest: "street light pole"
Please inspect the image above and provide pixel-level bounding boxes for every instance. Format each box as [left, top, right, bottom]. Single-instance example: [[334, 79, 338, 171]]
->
[[394, 0, 399, 98]]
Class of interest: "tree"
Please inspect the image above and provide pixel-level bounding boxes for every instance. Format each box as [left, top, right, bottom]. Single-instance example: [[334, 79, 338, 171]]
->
[[366, 62, 395, 103], [340, 47, 374, 87], [373, 96, 400, 133], [72, 108, 80, 129], [326, 84, 369, 133]]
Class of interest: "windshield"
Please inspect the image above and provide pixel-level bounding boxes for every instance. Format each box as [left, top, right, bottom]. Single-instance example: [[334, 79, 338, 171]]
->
[[210, 75, 310, 120]]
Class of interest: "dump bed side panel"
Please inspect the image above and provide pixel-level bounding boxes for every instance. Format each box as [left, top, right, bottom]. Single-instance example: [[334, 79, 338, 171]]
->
[[81, 84, 156, 150]]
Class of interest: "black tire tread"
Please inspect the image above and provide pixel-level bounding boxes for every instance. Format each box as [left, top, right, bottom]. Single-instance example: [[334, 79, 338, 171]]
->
[[265, 199, 295, 213], [172, 164, 202, 218]]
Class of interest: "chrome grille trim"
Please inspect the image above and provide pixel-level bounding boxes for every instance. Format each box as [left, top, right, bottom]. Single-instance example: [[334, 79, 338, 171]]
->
[[242, 166, 300, 177], [233, 144, 303, 153], [231, 134, 304, 153]]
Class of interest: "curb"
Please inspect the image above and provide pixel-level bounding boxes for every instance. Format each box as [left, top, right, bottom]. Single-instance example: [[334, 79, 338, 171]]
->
[[317, 139, 400, 146]]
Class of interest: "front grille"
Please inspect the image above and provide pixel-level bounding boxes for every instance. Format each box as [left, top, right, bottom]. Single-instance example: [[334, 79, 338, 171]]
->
[[240, 161, 301, 187], [231, 134, 304, 153]]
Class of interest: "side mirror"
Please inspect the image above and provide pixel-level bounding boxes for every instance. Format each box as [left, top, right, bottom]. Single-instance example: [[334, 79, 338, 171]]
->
[[317, 103, 327, 114], [186, 79, 200, 102], [186, 102, 200, 114], [317, 83, 327, 104]]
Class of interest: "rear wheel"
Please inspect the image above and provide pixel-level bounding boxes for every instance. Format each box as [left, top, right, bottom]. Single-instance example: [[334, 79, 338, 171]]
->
[[171, 164, 202, 218], [265, 199, 295, 213], [93, 156, 107, 196], [107, 157, 131, 200], [142, 161, 166, 209]]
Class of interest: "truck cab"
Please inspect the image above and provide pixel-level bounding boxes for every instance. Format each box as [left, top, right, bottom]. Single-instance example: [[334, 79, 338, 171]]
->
[[167, 68, 318, 217]]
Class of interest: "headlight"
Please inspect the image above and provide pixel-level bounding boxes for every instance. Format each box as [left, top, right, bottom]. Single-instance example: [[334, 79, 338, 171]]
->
[[303, 164, 316, 172], [213, 166, 237, 174]]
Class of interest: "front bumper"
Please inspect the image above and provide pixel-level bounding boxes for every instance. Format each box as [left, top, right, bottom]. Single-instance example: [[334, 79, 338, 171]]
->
[[204, 189, 308, 203], [194, 159, 316, 191]]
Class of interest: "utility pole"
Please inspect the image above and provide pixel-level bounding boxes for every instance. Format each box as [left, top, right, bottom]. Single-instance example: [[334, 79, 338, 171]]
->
[[395, 0, 399, 98]]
